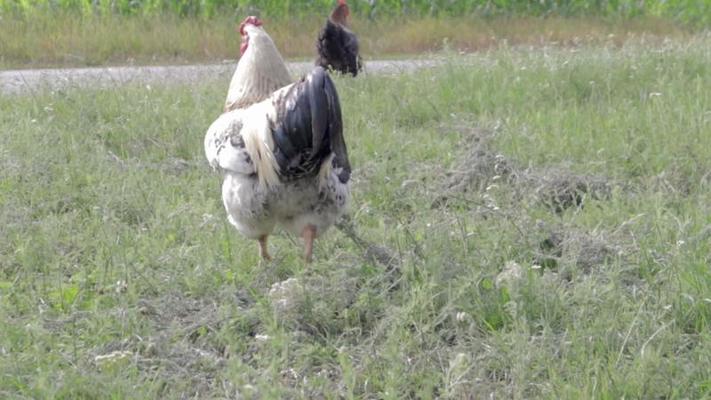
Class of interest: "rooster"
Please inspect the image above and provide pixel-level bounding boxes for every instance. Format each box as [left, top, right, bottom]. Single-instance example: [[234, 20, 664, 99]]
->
[[316, 0, 362, 77], [224, 16, 292, 112], [204, 66, 351, 263]]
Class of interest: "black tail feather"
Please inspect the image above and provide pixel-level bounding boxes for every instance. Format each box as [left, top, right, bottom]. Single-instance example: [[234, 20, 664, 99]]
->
[[271, 67, 351, 183]]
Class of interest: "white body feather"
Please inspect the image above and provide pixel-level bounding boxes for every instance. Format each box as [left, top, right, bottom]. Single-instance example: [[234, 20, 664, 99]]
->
[[224, 25, 293, 112], [205, 89, 350, 240]]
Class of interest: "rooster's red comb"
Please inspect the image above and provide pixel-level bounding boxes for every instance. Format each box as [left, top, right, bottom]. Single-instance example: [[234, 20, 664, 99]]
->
[[239, 16, 263, 35]]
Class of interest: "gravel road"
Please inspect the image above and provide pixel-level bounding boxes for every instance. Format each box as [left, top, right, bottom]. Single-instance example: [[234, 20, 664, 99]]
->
[[0, 59, 443, 95]]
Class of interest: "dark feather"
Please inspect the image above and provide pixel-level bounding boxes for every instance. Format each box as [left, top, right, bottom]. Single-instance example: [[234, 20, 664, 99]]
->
[[316, 19, 362, 77], [271, 67, 351, 183]]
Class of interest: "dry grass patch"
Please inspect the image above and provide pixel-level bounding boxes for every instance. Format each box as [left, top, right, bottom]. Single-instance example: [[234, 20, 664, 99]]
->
[[431, 123, 611, 214]]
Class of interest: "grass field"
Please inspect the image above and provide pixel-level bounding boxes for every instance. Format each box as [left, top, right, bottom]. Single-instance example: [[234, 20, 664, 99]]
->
[[1, 36, 710, 398]]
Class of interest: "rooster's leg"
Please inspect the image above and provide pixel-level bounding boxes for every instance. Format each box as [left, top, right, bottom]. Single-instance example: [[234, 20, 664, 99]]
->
[[302, 224, 317, 263], [258, 235, 272, 261]]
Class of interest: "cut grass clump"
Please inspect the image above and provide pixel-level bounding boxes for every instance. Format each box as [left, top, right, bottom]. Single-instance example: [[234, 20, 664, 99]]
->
[[430, 124, 612, 214]]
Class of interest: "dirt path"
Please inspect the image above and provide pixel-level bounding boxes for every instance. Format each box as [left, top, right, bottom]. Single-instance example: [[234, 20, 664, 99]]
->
[[0, 59, 443, 95]]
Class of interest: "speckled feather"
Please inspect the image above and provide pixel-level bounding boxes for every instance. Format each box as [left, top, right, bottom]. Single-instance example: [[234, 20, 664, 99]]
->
[[205, 67, 350, 240]]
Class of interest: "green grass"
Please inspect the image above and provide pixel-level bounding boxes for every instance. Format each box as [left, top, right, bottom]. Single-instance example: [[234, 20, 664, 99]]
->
[[1, 36, 710, 398]]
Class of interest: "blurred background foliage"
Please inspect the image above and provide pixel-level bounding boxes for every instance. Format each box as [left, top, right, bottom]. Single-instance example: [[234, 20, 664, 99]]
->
[[1, 0, 708, 25]]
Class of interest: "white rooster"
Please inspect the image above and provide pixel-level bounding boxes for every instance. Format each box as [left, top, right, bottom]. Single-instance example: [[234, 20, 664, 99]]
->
[[205, 19, 351, 263], [224, 16, 292, 112]]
